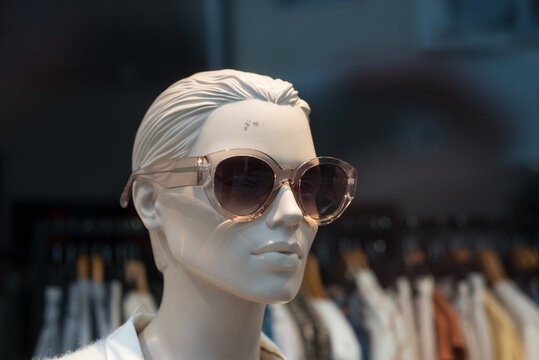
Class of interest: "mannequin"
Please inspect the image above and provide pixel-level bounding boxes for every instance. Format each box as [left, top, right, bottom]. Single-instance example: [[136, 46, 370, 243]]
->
[[51, 70, 357, 360], [135, 98, 319, 360]]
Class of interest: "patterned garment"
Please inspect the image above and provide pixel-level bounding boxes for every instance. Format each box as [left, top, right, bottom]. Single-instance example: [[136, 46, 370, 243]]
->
[[287, 291, 321, 360], [295, 290, 332, 360]]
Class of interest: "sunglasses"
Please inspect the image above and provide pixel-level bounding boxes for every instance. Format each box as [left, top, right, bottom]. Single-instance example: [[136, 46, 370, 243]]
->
[[120, 149, 357, 225]]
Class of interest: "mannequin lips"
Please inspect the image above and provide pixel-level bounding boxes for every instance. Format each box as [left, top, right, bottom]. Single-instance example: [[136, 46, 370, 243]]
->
[[254, 252, 300, 270], [251, 242, 302, 258]]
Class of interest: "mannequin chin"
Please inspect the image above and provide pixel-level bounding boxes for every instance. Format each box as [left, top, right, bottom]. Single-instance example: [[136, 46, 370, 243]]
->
[[148, 99, 319, 303]]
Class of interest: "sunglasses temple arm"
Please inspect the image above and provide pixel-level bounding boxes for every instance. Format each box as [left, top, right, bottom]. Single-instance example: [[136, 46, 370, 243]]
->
[[119, 156, 206, 208], [119, 175, 136, 208]]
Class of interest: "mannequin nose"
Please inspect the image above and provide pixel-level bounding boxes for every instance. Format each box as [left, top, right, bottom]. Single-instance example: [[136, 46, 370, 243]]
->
[[266, 183, 303, 228]]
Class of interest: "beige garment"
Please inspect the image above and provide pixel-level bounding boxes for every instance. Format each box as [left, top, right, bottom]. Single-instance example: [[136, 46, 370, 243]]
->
[[483, 290, 524, 360], [46, 310, 286, 360]]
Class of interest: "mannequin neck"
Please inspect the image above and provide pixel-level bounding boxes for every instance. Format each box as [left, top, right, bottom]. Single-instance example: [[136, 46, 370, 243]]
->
[[138, 263, 266, 360]]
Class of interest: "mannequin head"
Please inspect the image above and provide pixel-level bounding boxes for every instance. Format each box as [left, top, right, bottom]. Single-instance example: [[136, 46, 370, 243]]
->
[[131, 70, 318, 303]]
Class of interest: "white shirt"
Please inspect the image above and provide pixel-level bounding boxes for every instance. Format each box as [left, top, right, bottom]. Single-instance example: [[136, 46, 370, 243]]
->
[[310, 298, 362, 360], [396, 277, 420, 360], [454, 281, 482, 360], [469, 273, 494, 360], [46, 311, 287, 360], [415, 276, 436, 360], [356, 269, 411, 360], [494, 280, 539, 360]]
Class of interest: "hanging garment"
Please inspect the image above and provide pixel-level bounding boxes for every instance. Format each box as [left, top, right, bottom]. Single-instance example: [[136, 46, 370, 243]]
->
[[77, 280, 92, 347], [469, 273, 494, 360], [416, 276, 437, 360], [493, 280, 539, 360], [61, 280, 92, 353], [108, 280, 123, 332], [483, 289, 524, 360], [356, 269, 412, 360], [269, 303, 306, 360], [528, 278, 539, 306], [310, 298, 361, 360], [34, 286, 63, 358], [294, 290, 332, 360], [287, 294, 318, 360], [348, 292, 370, 360], [395, 277, 420, 360], [91, 281, 109, 339], [432, 290, 466, 360], [42, 310, 287, 360], [122, 290, 157, 320], [262, 305, 274, 341], [454, 281, 481, 360]]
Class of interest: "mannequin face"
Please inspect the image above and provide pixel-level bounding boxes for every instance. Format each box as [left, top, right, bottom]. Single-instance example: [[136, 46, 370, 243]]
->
[[153, 99, 318, 303]]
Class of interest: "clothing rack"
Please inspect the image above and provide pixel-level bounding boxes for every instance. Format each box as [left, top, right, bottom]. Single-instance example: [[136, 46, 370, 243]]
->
[[31, 216, 156, 352], [30, 208, 539, 360]]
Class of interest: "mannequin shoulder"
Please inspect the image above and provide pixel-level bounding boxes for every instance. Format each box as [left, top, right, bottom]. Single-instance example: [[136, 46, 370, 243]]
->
[[38, 340, 106, 360]]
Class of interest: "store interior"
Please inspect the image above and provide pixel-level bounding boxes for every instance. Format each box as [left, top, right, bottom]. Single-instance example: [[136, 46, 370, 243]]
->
[[1, 1, 538, 359]]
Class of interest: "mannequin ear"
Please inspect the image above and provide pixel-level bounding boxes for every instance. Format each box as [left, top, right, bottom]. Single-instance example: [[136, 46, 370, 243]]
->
[[132, 180, 161, 230]]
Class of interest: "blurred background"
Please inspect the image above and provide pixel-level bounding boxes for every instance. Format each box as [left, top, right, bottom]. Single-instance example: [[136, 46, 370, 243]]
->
[[1, 0, 538, 359]]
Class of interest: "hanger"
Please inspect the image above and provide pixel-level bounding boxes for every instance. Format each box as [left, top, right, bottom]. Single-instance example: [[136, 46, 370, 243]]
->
[[449, 246, 475, 281], [77, 253, 90, 280], [342, 248, 369, 274], [302, 254, 329, 299], [125, 260, 149, 293], [47, 244, 66, 287], [511, 246, 539, 273], [91, 252, 105, 283], [477, 249, 506, 284], [403, 245, 431, 284]]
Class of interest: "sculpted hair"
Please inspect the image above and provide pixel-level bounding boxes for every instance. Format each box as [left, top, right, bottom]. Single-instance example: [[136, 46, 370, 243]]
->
[[132, 69, 311, 171]]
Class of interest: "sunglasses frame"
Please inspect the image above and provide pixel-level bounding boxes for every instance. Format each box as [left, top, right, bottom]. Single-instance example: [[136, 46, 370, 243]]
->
[[120, 149, 357, 225]]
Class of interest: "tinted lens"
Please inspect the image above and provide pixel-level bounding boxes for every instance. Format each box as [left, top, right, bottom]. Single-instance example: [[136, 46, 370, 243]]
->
[[214, 156, 275, 216], [299, 164, 348, 221]]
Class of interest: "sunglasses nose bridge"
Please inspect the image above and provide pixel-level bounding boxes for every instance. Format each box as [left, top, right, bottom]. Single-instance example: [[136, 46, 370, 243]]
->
[[278, 169, 295, 186]]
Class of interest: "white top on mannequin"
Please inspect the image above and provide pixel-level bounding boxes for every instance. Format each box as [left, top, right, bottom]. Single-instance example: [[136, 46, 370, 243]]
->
[[47, 310, 286, 360]]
